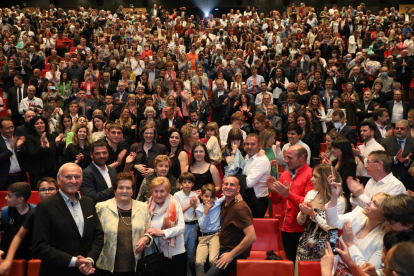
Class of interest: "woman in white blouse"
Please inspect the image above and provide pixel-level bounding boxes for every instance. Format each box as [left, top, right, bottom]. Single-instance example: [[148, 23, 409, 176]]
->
[[145, 177, 186, 276], [326, 177, 391, 274], [45, 63, 60, 84], [230, 73, 245, 95], [348, 31, 360, 58]]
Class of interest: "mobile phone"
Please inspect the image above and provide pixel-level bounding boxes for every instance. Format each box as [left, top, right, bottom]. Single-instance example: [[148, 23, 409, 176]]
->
[[50, 86, 56, 90], [328, 228, 339, 255], [331, 166, 336, 182]]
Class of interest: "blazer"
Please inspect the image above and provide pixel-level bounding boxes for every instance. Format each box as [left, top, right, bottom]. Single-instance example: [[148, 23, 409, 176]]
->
[[210, 90, 229, 124], [190, 75, 210, 100], [143, 69, 160, 80], [395, 56, 414, 80], [130, 142, 167, 179], [80, 163, 117, 203], [381, 136, 414, 190], [319, 90, 339, 110], [158, 118, 183, 145], [75, 99, 98, 121], [29, 53, 45, 70], [32, 192, 104, 276], [113, 92, 130, 105], [30, 77, 48, 98], [347, 75, 365, 97], [98, 81, 118, 97], [279, 103, 302, 123], [355, 101, 376, 121], [385, 100, 409, 123], [95, 198, 153, 272], [23, 133, 59, 175], [339, 124, 358, 146], [189, 100, 210, 124], [0, 137, 26, 188], [7, 85, 28, 117]]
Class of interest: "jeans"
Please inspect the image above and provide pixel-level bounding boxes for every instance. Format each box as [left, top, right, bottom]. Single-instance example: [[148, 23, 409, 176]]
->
[[281, 231, 303, 263], [184, 224, 198, 262], [205, 247, 246, 276]]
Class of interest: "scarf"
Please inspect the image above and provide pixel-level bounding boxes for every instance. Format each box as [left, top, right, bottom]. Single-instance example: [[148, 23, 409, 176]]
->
[[147, 194, 179, 258]]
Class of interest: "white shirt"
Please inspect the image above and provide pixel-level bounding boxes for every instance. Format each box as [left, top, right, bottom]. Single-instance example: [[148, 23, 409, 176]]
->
[[350, 173, 406, 208], [254, 91, 273, 107], [242, 152, 271, 198], [391, 101, 404, 123], [2, 135, 22, 173], [93, 163, 112, 188], [219, 125, 247, 148], [356, 139, 385, 177], [276, 140, 311, 170], [168, 118, 174, 127], [174, 190, 200, 222], [403, 38, 414, 56], [18, 97, 43, 115]]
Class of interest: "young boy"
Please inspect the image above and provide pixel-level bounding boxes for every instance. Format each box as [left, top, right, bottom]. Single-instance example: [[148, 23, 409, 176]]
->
[[174, 172, 200, 270], [195, 184, 225, 276], [0, 178, 58, 274], [0, 182, 34, 261]]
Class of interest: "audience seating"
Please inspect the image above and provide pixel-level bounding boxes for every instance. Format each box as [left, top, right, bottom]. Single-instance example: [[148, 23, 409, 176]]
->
[[249, 218, 285, 260], [237, 260, 294, 276], [298, 261, 321, 276], [27, 259, 41, 276], [0, 191, 41, 209], [7, 259, 26, 276]]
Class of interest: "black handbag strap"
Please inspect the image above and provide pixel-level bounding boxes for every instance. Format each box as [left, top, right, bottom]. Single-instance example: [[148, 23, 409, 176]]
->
[[141, 237, 161, 258]]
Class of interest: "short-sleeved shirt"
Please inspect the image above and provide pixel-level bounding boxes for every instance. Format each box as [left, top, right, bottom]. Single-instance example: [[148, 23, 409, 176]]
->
[[219, 199, 253, 258]]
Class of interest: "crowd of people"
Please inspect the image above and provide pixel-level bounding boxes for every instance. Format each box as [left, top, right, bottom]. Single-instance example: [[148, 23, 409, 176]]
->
[[1, 2, 414, 276]]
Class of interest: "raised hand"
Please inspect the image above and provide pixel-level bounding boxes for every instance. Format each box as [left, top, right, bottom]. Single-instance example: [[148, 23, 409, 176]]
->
[[342, 221, 354, 247], [346, 176, 364, 198]]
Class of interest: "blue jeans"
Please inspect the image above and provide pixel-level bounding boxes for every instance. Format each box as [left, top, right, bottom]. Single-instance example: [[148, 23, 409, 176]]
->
[[184, 224, 197, 261], [205, 247, 246, 276]]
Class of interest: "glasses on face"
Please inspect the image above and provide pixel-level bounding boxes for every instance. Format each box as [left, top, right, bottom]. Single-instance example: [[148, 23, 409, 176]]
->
[[39, 187, 57, 193], [380, 264, 405, 275], [366, 160, 379, 165]]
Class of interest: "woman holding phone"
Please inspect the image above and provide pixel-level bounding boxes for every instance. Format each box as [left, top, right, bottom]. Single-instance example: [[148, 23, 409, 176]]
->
[[41, 81, 62, 103]]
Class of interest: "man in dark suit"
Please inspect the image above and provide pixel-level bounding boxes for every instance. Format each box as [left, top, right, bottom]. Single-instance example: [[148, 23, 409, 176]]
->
[[75, 90, 97, 121], [144, 62, 160, 85], [0, 118, 27, 189], [319, 79, 339, 111], [7, 75, 28, 127], [381, 120, 414, 190], [395, 51, 414, 96], [280, 92, 302, 125], [113, 82, 129, 106], [159, 106, 183, 145], [15, 110, 36, 137], [347, 66, 365, 99], [385, 90, 409, 126], [210, 80, 228, 127], [330, 109, 358, 146], [189, 90, 209, 124], [98, 72, 117, 96], [28, 44, 45, 71], [32, 163, 104, 276], [368, 108, 391, 142], [1, 60, 21, 97], [30, 69, 48, 98], [100, 95, 118, 121], [81, 142, 116, 203], [356, 90, 376, 122], [284, 60, 303, 83], [189, 109, 206, 138]]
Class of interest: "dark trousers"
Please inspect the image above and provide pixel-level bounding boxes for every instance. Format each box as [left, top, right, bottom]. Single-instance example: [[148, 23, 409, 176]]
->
[[205, 247, 246, 276], [56, 48, 67, 58], [4, 173, 26, 190], [281, 231, 303, 263], [165, 252, 187, 276], [100, 270, 135, 276], [249, 197, 269, 218]]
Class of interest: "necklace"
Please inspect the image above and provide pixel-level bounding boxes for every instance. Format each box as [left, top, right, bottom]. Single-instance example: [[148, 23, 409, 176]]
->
[[117, 205, 132, 226]]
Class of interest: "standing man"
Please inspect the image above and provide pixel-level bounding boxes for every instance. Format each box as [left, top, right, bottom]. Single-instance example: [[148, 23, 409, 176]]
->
[[189, 90, 210, 125], [242, 134, 271, 218], [7, 75, 28, 127], [210, 79, 228, 127], [319, 79, 339, 111], [81, 142, 117, 203], [0, 118, 26, 189], [205, 176, 256, 276], [32, 163, 104, 275], [381, 119, 414, 190], [18, 85, 43, 116], [385, 90, 409, 125], [246, 66, 265, 99], [267, 145, 313, 262], [395, 50, 414, 93], [159, 106, 183, 145], [100, 123, 129, 173], [330, 109, 358, 146]]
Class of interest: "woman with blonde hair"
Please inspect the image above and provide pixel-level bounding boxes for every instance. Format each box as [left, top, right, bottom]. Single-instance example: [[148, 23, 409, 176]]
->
[[125, 93, 139, 123], [138, 106, 159, 132], [252, 113, 273, 135], [181, 124, 199, 157], [169, 78, 190, 122], [259, 129, 278, 178], [62, 124, 92, 169], [153, 84, 167, 113], [295, 164, 346, 267], [162, 95, 183, 120], [202, 122, 223, 178], [307, 95, 327, 133], [117, 107, 136, 145]]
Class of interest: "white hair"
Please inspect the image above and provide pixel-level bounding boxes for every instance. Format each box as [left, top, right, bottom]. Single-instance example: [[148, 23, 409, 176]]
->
[[57, 163, 82, 182]]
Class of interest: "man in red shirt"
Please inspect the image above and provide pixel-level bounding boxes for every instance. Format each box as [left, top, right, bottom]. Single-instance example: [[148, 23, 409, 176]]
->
[[267, 145, 313, 262], [55, 31, 73, 57]]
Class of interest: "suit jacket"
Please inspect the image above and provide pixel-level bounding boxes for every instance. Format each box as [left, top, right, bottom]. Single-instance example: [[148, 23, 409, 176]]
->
[[1, 69, 21, 93], [330, 76, 345, 94], [99, 104, 118, 121], [385, 100, 409, 123], [340, 124, 358, 146], [189, 100, 209, 124], [113, 92, 130, 105], [143, 69, 160, 81], [32, 192, 104, 276], [280, 103, 302, 123], [355, 101, 376, 121], [229, 66, 248, 81], [80, 164, 116, 203], [210, 90, 229, 124], [381, 136, 414, 190], [319, 90, 339, 110], [347, 75, 365, 97], [75, 99, 98, 121], [395, 56, 414, 80], [158, 117, 183, 145], [98, 80, 117, 96], [284, 67, 303, 82], [29, 53, 45, 70], [8, 85, 28, 117], [0, 137, 26, 188]]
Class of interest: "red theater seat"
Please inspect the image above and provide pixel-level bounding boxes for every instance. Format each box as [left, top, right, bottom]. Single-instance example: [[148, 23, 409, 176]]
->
[[249, 219, 285, 260], [298, 261, 321, 276], [27, 259, 41, 276], [237, 260, 294, 276], [8, 259, 26, 276], [28, 191, 41, 205]]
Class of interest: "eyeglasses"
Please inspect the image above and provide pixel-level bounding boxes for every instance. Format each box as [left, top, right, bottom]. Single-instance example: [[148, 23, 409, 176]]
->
[[39, 187, 57, 193], [380, 264, 405, 275], [366, 161, 379, 165], [386, 220, 399, 226]]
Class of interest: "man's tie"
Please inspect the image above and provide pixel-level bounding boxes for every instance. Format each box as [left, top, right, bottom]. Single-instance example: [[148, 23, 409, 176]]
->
[[398, 140, 403, 150], [253, 76, 257, 95], [402, 59, 405, 74], [18, 87, 22, 103]]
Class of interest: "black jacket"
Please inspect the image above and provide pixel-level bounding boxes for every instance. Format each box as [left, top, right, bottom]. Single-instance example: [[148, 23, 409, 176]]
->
[[80, 163, 117, 203]]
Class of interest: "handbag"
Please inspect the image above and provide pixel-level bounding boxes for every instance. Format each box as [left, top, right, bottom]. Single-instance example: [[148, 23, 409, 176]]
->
[[138, 240, 167, 276]]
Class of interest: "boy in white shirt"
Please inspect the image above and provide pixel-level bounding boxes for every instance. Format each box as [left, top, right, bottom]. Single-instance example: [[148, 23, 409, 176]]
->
[[174, 172, 200, 273]]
